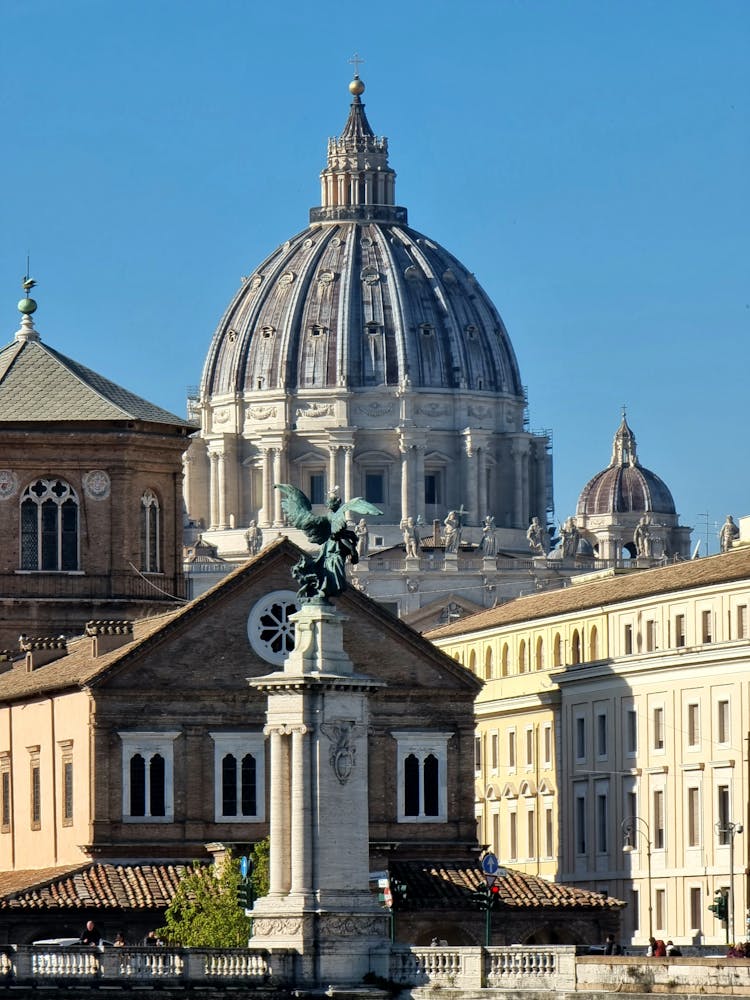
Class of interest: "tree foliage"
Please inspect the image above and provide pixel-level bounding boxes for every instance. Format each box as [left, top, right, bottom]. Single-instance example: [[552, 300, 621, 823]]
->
[[158, 851, 251, 948], [250, 836, 270, 900]]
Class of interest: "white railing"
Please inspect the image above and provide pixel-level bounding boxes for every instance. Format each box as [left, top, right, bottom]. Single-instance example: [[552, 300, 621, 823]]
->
[[9, 944, 750, 992], [12, 944, 292, 985], [390, 945, 574, 990]]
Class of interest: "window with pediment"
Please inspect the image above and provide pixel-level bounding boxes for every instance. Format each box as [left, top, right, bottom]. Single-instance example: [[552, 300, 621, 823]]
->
[[20, 478, 79, 571]]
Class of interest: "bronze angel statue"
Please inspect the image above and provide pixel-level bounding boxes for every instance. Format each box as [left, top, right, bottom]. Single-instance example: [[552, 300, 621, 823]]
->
[[275, 484, 382, 603]]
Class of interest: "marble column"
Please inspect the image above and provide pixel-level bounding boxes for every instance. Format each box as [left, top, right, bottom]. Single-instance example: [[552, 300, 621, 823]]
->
[[268, 728, 290, 895], [511, 441, 529, 528], [216, 453, 228, 529], [273, 449, 283, 525], [209, 452, 221, 530], [260, 448, 272, 528], [290, 725, 311, 896], [343, 445, 354, 502], [477, 447, 488, 518], [400, 445, 411, 522], [415, 444, 425, 516], [464, 441, 478, 525], [328, 446, 339, 496]]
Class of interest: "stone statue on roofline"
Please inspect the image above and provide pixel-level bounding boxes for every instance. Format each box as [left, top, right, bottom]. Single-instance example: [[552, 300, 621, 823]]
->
[[560, 516, 579, 560], [480, 515, 497, 557], [443, 510, 463, 554], [244, 520, 263, 557], [526, 516, 549, 555], [355, 518, 369, 558], [401, 516, 421, 558], [275, 484, 382, 603], [634, 514, 652, 559], [719, 515, 739, 553]]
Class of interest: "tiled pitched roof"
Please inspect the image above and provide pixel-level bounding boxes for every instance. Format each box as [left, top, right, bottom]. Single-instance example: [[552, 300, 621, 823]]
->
[[427, 546, 750, 639], [0, 863, 196, 911], [0, 538, 480, 704], [389, 859, 624, 911], [0, 337, 194, 428]]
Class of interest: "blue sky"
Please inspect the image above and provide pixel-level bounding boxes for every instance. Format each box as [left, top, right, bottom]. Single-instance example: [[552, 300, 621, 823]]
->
[[1, 0, 748, 553]]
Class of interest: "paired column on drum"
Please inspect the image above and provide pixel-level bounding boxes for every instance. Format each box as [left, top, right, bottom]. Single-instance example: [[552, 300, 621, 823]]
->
[[511, 437, 531, 529], [326, 433, 356, 502], [398, 430, 427, 523], [461, 429, 491, 525]]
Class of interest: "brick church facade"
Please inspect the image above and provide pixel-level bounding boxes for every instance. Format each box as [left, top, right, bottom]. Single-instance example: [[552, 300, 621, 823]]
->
[[0, 295, 193, 648]]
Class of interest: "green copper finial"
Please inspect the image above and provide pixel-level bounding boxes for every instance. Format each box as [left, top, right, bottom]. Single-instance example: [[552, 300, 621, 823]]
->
[[18, 264, 37, 315]]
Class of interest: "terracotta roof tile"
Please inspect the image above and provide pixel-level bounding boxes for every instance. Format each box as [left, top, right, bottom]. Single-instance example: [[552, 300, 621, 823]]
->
[[427, 547, 750, 639], [389, 859, 625, 911], [0, 863, 197, 911]]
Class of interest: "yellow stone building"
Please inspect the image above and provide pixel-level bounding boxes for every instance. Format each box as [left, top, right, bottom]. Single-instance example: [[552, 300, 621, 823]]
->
[[429, 545, 750, 949]]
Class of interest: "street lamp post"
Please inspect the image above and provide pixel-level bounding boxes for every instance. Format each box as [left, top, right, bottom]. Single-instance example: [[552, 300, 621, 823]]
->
[[622, 816, 653, 943], [715, 820, 744, 944]]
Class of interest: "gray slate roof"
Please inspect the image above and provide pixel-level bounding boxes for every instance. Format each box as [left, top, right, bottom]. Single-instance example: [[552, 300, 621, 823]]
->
[[0, 337, 194, 427]]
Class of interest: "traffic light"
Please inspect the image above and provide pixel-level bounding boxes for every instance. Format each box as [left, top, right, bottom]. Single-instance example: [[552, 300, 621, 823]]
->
[[473, 884, 501, 911], [236, 877, 254, 911], [708, 891, 727, 921]]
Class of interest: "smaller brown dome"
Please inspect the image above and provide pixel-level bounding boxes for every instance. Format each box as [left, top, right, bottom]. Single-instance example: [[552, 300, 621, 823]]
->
[[576, 416, 676, 517]]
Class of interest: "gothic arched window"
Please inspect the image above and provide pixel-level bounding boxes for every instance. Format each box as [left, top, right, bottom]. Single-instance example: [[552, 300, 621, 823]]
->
[[141, 490, 161, 572], [20, 478, 79, 571]]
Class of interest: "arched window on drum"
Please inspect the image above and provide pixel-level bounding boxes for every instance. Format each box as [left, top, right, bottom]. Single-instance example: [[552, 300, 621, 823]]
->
[[141, 490, 161, 573]]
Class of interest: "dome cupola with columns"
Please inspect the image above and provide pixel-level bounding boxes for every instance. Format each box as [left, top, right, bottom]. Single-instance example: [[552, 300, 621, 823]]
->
[[185, 74, 551, 566]]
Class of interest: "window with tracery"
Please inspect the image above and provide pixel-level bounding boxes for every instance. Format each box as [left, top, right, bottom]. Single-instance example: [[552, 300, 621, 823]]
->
[[140, 490, 161, 572], [20, 478, 79, 571]]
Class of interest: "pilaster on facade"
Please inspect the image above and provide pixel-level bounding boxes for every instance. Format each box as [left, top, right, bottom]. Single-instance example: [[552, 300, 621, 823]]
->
[[510, 437, 531, 528]]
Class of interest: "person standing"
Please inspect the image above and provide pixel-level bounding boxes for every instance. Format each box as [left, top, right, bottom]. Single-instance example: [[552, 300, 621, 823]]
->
[[79, 919, 101, 946]]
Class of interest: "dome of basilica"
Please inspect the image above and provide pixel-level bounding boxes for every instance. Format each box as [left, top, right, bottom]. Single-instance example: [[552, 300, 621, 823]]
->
[[201, 82, 521, 399], [186, 75, 552, 565]]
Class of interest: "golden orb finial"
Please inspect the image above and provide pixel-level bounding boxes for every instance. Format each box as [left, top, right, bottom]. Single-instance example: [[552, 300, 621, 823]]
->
[[349, 76, 365, 96]]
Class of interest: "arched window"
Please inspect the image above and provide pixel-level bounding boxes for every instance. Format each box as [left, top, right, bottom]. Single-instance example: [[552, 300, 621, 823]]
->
[[571, 629, 581, 665], [20, 478, 79, 571], [518, 640, 527, 673], [395, 733, 449, 822], [553, 633, 562, 667], [141, 490, 161, 572], [468, 649, 477, 674], [589, 625, 599, 661], [501, 643, 509, 677], [211, 734, 265, 822], [128, 752, 165, 818], [535, 636, 544, 670], [484, 646, 493, 679], [404, 752, 440, 818], [221, 752, 257, 817]]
